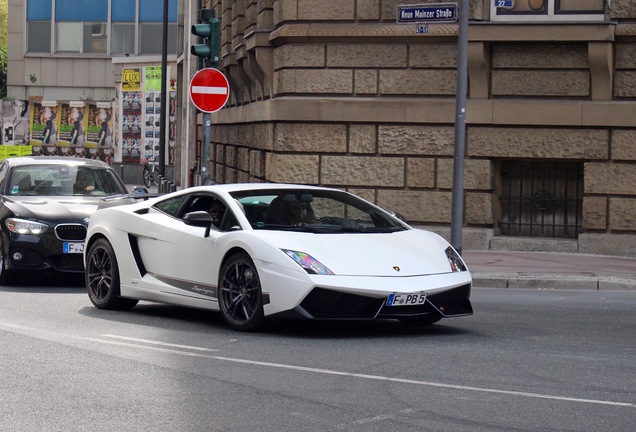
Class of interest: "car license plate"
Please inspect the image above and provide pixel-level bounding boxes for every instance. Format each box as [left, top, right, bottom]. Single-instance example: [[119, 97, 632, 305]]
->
[[64, 242, 84, 254], [386, 292, 427, 307]]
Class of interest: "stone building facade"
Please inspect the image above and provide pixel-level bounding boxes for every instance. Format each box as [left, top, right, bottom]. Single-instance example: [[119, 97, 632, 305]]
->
[[178, 0, 636, 256]]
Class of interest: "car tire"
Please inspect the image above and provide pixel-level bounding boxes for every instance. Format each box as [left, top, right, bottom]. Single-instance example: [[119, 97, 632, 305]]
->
[[398, 314, 442, 326], [86, 238, 138, 310], [218, 252, 264, 332], [0, 252, 15, 285]]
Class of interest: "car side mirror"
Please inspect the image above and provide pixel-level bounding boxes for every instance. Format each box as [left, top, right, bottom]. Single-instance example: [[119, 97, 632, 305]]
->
[[183, 210, 214, 237]]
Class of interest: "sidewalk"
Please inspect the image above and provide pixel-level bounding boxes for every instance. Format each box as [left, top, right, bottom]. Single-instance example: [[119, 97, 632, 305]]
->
[[463, 251, 636, 290]]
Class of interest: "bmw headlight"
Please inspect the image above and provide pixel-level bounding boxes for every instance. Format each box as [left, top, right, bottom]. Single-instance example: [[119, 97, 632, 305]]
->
[[283, 250, 334, 275], [445, 246, 467, 272], [6, 218, 48, 235]]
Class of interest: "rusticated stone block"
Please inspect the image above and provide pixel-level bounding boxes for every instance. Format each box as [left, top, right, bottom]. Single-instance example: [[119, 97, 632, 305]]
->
[[377, 190, 452, 224], [215, 164, 225, 183], [579, 233, 636, 257], [349, 124, 376, 154], [356, 0, 380, 20], [585, 163, 636, 195], [238, 147, 249, 171], [611, 130, 636, 161], [407, 158, 435, 188], [274, 44, 325, 70], [274, 0, 297, 24], [583, 196, 607, 230], [348, 188, 376, 203], [492, 70, 589, 97], [250, 150, 265, 177], [298, 0, 354, 20], [354, 70, 377, 95], [226, 146, 237, 167], [327, 44, 406, 68], [465, 192, 493, 225], [609, 0, 636, 19], [614, 71, 636, 98], [215, 144, 225, 163], [409, 44, 457, 68], [275, 69, 353, 95], [610, 198, 636, 230], [275, 123, 347, 153], [493, 44, 588, 69], [265, 153, 320, 184], [321, 156, 404, 187], [468, 128, 609, 160], [437, 158, 494, 190], [380, 70, 456, 95], [615, 43, 636, 69], [378, 125, 455, 156]]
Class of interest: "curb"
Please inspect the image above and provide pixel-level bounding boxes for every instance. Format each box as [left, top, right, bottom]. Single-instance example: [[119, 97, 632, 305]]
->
[[472, 273, 636, 290]]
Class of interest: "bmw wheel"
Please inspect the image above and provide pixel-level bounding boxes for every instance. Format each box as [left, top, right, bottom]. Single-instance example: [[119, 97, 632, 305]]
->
[[218, 253, 264, 331], [86, 238, 138, 310]]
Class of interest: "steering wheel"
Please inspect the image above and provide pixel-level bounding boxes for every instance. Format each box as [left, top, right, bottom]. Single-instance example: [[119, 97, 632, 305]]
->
[[313, 217, 334, 225]]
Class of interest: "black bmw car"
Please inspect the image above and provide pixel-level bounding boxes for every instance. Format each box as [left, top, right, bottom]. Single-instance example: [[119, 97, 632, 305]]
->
[[0, 156, 129, 284]]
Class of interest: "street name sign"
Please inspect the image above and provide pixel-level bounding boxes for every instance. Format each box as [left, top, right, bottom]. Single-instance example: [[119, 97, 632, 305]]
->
[[396, 3, 458, 23], [189, 68, 230, 113]]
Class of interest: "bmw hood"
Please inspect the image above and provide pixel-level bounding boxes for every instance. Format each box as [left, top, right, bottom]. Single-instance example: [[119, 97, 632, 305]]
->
[[5, 196, 102, 220], [255, 229, 456, 277]]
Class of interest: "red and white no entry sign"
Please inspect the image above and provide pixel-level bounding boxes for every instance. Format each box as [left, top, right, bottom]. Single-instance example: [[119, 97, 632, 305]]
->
[[189, 68, 230, 113]]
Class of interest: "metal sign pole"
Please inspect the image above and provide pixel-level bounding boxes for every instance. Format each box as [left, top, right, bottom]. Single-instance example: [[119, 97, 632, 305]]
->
[[450, 0, 468, 255]]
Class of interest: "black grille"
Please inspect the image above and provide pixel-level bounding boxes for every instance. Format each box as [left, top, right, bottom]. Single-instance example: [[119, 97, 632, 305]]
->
[[499, 161, 583, 238], [55, 224, 87, 241], [299, 288, 385, 319]]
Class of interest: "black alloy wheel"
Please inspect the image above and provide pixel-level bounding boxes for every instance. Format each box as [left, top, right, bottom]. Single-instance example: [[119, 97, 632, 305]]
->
[[86, 238, 138, 310], [218, 253, 264, 331]]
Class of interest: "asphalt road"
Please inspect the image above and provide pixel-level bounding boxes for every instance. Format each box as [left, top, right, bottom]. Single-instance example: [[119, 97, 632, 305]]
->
[[1, 278, 634, 432]]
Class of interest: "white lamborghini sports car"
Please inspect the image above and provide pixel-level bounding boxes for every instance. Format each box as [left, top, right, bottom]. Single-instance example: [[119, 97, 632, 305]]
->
[[84, 184, 472, 331]]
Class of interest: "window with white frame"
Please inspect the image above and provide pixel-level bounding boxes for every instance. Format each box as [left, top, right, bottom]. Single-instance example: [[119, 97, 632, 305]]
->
[[26, 0, 178, 55], [491, 0, 606, 22]]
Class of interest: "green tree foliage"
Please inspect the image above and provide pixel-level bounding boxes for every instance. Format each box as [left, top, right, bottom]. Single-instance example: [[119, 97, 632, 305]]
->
[[0, 0, 7, 49], [0, 47, 6, 98]]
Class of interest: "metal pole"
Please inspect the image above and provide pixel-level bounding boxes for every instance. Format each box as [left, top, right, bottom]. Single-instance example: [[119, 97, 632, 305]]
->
[[201, 113, 211, 184], [158, 0, 169, 179], [450, 0, 469, 255]]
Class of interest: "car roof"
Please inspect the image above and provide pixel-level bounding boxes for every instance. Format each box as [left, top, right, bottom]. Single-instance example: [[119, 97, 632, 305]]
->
[[187, 183, 341, 194], [4, 156, 111, 169]]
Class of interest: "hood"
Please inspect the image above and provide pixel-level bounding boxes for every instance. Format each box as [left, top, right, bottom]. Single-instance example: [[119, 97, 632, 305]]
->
[[5, 196, 102, 221], [254, 229, 453, 277]]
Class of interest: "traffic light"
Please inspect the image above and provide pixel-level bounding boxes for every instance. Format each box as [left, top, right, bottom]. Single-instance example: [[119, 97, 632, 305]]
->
[[191, 18, 221, 69]]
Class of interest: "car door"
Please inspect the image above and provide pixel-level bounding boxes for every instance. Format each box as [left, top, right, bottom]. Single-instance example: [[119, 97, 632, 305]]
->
[[137, 193, 226, 301]]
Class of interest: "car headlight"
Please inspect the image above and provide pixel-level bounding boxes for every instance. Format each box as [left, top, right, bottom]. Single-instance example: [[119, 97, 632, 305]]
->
[[6, 218, 49, 235], [445, 246, 467, 272], [283, 250, 334, 275]]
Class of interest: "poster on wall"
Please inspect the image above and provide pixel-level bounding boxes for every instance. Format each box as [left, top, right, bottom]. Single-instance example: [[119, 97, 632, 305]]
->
[[143, 66, 162, 166], [30, 100, 59, 156], [168, 82, 177, 165], [2, 99, 31, 145], [58, 101, 87, 157], [121, 67, 142, 164], [86, 102, 114, 161]]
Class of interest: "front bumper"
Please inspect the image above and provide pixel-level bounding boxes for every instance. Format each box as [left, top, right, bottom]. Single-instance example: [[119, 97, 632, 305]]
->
[[294, 282, 472, 320]]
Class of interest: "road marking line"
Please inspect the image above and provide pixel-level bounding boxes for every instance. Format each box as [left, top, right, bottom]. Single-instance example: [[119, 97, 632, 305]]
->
[[84, 336, 635, 409], [102, 334, 220, 352]]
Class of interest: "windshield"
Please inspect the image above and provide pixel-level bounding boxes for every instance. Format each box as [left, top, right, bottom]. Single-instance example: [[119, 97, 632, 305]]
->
[[7, 164, 127, 197], [231, 189, 408, 233]]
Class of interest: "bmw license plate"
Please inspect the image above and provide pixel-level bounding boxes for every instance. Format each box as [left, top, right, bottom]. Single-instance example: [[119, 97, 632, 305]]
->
[[64, 242, 84, 254], [387, 292, 427, 307]]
